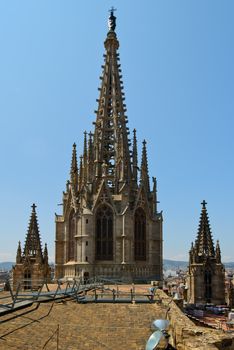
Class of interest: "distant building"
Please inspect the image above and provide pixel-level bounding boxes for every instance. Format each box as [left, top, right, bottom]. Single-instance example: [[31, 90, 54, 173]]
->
[[13, 204, 50, 290], [187, 201, 225, 305], [55, 11, 163, 282]]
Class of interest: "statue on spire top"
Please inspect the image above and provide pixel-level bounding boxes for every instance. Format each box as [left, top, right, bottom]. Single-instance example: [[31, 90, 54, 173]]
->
[[108, 7, 117, 31]]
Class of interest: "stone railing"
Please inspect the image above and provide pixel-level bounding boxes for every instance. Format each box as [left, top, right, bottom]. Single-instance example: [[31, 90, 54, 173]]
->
[[156, 289, 234, 350]]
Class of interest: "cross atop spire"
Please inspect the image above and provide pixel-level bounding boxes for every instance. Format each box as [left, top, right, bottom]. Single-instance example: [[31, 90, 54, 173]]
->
[[31, 203, 36, 212], [201, 200, 207, 209]]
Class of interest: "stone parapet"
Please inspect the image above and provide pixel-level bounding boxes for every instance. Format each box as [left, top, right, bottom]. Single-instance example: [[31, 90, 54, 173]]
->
[[157, 289, 234, 349]]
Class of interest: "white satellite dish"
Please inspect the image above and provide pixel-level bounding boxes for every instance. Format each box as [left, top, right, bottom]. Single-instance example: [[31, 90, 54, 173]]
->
[[145, 330, 162, 350], [146, 319, 170, 350], [152, 319, 170, 331]]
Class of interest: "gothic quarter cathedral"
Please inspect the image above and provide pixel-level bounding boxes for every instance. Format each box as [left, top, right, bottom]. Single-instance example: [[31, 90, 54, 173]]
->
[[55, 11, 163, 282]]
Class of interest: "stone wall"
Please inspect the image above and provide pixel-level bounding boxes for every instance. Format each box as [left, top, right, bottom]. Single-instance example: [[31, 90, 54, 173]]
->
[[157, 289, 234, 349]]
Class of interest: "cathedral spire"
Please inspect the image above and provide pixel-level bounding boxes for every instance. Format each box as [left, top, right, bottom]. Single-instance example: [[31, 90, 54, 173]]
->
[[194, 200, 215, 257], [23, 204, 42, 258], [140, 140, 150, 193], [93, 11, 132, 191]]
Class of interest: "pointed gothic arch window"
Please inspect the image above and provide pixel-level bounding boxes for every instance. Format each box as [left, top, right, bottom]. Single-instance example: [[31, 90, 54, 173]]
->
[[68, 210, 76, 261], [134, 208, 146, 261], [96, 205, 113, 260], [204, 270, 212, 303], [24, 269, 31, 290]]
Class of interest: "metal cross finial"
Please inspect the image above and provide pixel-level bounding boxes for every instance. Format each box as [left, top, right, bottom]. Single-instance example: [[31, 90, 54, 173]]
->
[[109, 6, 117, 15], [201, 200, 207, 208], [32, 203, 37, 211]]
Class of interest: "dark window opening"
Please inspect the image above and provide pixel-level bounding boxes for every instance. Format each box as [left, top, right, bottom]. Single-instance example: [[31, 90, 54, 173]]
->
[[204, 270, 212, 303], [68, 211, 76, 261], [95, 205, 113, 260], [134, 208, 146, 261], [24, 270, 31, 290]]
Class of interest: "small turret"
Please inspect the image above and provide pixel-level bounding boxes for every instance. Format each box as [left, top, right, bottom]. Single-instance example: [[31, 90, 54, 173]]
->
[[87, 132, 94, 183], [189, 242, 194, 264], [83, 131, 88, 183], [140, 140, 150, 193], [216, 240, 221, 263], [43, 243, 49, 265], [152, 176, 157, 214], [132, 129, 138, 184], [36, 241, 43, 264], [16, 241, 22, 264], [78, 156, 83, 190], [70, 143, 78, 190]]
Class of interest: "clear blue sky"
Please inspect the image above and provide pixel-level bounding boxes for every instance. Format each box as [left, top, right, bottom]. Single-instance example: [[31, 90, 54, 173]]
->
[[0, 1, 233, 262]]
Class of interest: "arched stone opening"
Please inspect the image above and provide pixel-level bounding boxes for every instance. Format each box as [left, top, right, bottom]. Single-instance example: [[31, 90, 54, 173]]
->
[[95, 204, 113, 260]]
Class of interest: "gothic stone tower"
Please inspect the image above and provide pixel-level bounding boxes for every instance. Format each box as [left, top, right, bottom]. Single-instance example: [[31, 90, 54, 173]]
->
[[13, 204, 51, 290], [55, 11, 163, 282], [187, 201, 225, 305]]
